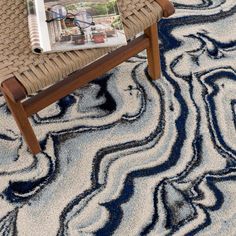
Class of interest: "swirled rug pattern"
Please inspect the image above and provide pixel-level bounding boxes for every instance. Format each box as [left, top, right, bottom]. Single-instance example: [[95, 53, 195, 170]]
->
[[0, 0, 236, 235]]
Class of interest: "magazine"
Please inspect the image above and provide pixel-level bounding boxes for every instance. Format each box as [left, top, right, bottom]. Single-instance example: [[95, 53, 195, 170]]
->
[[27, 0, 127, 54]]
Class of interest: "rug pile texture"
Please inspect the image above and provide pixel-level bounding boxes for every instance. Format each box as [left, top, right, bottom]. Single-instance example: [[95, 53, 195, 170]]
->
[[0, 0, 236, 235]]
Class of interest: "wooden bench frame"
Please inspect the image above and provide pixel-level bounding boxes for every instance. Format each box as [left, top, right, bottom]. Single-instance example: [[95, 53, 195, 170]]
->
[[0, 1, 174, 155]]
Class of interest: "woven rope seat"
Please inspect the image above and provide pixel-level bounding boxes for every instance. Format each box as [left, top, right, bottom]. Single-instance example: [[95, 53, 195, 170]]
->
[[0, 0, 163, 95]]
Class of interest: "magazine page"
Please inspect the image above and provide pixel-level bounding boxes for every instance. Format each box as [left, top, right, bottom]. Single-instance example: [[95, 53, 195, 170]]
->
[[29, 0, 127, 53], [27, 0, 52, 53], [27, 0, 43, 54]]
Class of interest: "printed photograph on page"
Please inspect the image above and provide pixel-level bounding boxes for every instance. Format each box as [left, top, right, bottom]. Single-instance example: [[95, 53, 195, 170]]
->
[[42, 0, 127, 52]]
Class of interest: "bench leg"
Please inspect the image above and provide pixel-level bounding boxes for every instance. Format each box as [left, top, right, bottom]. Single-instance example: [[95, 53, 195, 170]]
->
[[145, 23, 161, 80], [2, 91, 41, 155]]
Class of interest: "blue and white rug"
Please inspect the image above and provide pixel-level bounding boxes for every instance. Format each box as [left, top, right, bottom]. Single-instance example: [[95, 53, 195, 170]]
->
[[0, 0, 236, 235]]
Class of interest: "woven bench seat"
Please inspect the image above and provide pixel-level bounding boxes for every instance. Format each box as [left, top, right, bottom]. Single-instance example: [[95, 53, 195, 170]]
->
[[0, 0, 164, 95], [0, 0, 174, 154]]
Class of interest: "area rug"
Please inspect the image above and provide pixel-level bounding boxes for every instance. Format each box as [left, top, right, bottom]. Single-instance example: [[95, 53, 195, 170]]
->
[[0, 0, 236, 235]]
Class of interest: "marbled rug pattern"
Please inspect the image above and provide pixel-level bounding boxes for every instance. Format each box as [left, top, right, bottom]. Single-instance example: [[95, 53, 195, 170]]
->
[[0, 0, 236, 235]]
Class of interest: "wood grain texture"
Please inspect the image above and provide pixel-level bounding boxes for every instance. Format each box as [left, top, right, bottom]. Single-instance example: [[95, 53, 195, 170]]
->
[[1, 88, 41, 154], [1, 78, 27, 102], [145, 23, 161, 80], [156, 0, 175, 17]]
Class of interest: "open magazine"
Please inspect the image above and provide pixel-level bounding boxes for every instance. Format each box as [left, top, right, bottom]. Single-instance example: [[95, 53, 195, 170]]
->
[[27, 0, 127, 54]]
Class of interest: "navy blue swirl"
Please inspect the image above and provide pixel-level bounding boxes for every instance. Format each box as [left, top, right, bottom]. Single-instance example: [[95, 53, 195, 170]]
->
[[57, 62, 165, 235]]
